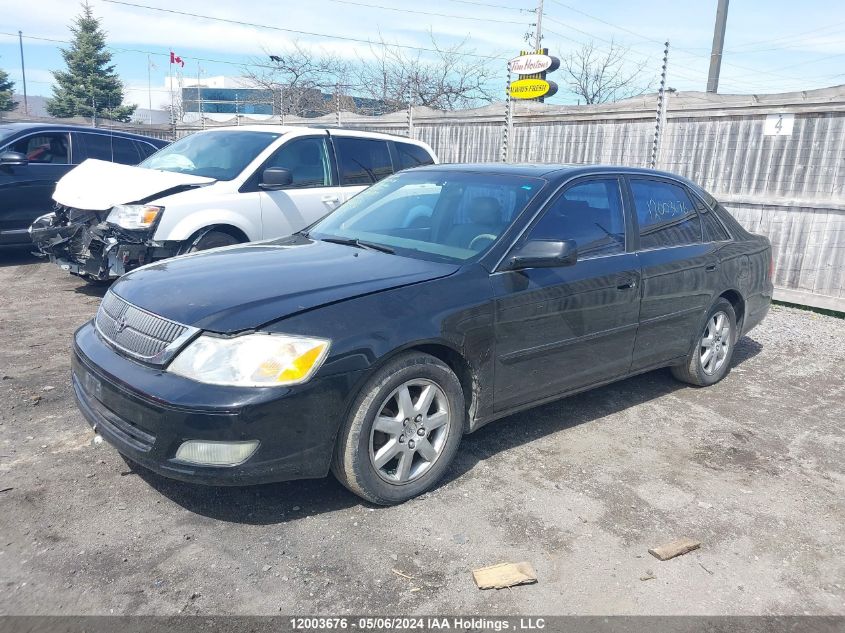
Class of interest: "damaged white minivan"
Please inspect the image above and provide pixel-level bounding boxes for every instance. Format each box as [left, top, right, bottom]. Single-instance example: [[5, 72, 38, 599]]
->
[[30, 125, 437, 280]]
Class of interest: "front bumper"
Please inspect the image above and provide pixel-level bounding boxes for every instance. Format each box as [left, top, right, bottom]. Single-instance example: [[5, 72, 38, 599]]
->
[[30, 211, 178, 280], [72, 321, 362, 485]]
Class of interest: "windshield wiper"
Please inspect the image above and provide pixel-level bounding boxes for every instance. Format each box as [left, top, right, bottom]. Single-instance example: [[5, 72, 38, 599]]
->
[[320, 236, 395, 254]]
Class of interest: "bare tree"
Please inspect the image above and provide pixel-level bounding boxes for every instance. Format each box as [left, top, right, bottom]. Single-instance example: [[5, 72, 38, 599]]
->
[[560, 40, 653, 104], [354, 32, 498, 112], [243, 42, 352, 117]]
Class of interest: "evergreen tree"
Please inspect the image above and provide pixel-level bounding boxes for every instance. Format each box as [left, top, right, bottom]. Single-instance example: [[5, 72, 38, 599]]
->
[[47, 2, 136, 122], [0, 64, 16, 112]]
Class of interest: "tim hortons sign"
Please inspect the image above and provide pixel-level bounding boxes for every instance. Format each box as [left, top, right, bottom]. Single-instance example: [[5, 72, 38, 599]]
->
[[508, 53, 560, 75]]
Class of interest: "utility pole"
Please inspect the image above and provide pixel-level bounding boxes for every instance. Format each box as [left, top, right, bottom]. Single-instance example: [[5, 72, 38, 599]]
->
[[18, 31, 28, 116], [534, 0, 544, 50], [706, 0, 729, 93]]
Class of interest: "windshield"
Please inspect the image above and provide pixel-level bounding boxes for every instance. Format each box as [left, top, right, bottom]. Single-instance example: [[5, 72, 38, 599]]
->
[[309, 170, 545, 262], [139, 130, 280, 180]]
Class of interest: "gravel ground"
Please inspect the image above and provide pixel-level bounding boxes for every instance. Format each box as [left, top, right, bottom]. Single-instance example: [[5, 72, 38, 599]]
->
[[1, 247, 843, 616]]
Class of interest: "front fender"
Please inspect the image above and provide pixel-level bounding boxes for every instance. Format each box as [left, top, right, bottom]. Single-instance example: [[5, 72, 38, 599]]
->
[[153, 208, 260, 242]]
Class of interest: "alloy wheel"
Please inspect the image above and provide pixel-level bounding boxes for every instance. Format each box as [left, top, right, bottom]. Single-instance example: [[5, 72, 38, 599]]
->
[[369, 379, 451, 484], [700, 310, 731, 375]]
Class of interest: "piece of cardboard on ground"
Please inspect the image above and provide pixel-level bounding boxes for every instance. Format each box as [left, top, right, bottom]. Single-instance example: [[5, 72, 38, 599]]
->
[[472, 562, 537, 589], [648, 537, 701, 561]]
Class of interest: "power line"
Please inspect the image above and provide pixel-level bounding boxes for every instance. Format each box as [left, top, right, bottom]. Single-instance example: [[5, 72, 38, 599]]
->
[[441, 0, 529, 11], [325, 0, 526, 24], [101, 0, 509, 60]]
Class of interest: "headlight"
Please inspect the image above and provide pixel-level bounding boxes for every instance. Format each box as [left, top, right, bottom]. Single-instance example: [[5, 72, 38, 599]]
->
[[168, 332, 330, 387], [107, 204, 163, 229]]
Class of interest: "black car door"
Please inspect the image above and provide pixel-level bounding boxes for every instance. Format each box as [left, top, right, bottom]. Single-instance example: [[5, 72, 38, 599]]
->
[[626, 176, 717, 371], [491, 176, 641, 412], [0, 131, 73, 244]]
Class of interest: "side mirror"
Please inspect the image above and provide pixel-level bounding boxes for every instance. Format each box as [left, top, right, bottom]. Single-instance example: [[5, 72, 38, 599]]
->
[[259, 167, 292, 190], [0, 151, 29, 167], [504, 239, 578, 271]]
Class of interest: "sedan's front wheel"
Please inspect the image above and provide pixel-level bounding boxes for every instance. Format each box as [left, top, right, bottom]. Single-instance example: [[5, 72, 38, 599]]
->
[[332, 352, 464, 505], [672, 298, 737, 387]]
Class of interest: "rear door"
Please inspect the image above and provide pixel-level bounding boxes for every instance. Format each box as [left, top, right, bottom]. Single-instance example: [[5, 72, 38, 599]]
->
[[492, 176, 641, 411], [627, 176, 716, 370], [249, 135, 344, 238], [0, 131, 72, 243]]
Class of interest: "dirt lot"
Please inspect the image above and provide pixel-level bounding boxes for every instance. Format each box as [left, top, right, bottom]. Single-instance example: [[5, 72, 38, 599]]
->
[[1, 247, 843, 616]]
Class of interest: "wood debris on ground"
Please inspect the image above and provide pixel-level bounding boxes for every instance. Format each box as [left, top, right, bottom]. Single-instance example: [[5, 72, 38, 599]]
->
[[472, 562, 537, 590], [648, 537, 701, 561]]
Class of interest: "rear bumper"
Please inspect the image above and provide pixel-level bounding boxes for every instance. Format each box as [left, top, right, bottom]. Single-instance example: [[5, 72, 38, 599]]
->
[[72, 321, 362, 485]]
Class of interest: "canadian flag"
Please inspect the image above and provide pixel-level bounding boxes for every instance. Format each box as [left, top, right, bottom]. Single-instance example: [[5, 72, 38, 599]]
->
[[170, 52, 185, 67]]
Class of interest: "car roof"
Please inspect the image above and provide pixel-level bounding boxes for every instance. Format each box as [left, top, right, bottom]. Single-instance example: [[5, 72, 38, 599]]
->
[[412, 162, 700, 185], [0, 121, 168, 144], [195, 124, 432, 146]]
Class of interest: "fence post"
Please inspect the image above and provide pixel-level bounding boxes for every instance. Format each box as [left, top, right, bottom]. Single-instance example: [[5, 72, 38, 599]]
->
[[650, 41, 670, 168], [502, 73, 513, 162]]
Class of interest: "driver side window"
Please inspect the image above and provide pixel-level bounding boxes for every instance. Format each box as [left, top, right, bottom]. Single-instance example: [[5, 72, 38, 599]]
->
[[528, 178, 625, 259], [9, 132, 70, 164], [264, 137, 331, 188]]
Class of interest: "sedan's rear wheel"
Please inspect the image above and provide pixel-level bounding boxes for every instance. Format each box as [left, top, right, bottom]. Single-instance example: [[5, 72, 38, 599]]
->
[[332, 352, 464, 505], [671, 298, 737, 387]]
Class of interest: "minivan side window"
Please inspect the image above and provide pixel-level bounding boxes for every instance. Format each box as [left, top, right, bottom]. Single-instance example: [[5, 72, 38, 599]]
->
[[630, 179, 701, 249], [528, 179, 625, 259], [334, 137, 393, 185], [9, 132, 70, 164], [396, 142, 434, 170], [264, 137, 331, 188], [75, 133, 142, 165]]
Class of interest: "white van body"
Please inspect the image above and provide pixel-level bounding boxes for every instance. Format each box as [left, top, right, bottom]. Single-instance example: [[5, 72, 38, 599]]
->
[[32, 126, 438, 279]]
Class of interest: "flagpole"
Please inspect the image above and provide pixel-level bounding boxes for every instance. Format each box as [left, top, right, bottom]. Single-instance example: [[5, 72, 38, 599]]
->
[[169, 49, 174, 128], [197, 63, 204, 130]]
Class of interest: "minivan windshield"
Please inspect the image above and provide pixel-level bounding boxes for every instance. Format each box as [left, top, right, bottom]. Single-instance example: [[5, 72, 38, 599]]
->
[[139, 130, 280, 180], [309, 170, 545, 263]]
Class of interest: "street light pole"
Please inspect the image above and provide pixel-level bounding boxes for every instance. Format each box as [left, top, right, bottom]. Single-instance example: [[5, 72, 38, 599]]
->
[[534, 0, 544, 50]]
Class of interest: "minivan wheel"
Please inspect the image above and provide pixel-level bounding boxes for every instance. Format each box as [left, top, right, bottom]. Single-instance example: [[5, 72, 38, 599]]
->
[[331, 352, 464, 505], [671, 298, 737, 387], [187, 230, 241, 252]]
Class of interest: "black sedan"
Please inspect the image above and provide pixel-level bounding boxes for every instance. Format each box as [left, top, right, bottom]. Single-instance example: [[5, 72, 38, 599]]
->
[[71, 164, 773, 504], [0, 123, 168, 246]]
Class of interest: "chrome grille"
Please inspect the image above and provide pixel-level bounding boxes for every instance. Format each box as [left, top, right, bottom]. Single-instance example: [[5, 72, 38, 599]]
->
[[95, 291, 197, 364]]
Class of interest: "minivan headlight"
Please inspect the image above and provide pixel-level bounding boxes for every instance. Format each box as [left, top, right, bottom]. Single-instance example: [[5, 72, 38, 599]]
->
[[168, 332, 330, 387], [107, 204, 163, 229]]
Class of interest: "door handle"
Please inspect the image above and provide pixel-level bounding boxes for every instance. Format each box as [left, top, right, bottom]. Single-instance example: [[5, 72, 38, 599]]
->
[[705, 263, 718, 272], [616, 277, 638, 290], [321, 195, 340, 204]]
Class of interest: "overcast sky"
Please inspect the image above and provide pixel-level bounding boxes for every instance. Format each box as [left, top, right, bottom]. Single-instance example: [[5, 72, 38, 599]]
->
[[1, 0, 844, 109]]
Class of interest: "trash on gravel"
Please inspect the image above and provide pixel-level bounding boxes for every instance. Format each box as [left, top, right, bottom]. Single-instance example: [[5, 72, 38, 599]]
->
[[648, 537, 701, 561], [472, 562, 537, 589], [640, 570, 656, 581], [391, 569, 415, 580]]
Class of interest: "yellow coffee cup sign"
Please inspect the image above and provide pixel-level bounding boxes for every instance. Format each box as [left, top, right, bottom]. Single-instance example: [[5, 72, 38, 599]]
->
[[509, 78, 557, 100]]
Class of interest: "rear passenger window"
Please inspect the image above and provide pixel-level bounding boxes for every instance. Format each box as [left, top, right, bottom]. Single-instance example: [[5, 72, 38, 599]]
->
[[700, 208, 730, 242], [334, 137, 393, 185], [396, 142, 434, 170], [528, 179, 625, 259], [77, 133, 142, 164], [630, 179, 701, 249]]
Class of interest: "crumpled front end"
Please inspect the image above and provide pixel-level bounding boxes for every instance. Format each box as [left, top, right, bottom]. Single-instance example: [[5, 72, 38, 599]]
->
[[30, 206, 179, 280]]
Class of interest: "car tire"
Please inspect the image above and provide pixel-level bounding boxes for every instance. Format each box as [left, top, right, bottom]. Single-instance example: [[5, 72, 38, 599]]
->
[[331, 352, 465, 505], [671, 297, 737, 387], [187, 230, 242, 252]]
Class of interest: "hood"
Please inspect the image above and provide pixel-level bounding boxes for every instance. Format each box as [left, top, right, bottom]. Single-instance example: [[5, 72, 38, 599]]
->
[[110, 236, 460, 332], [53, 159, 215, 211]]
